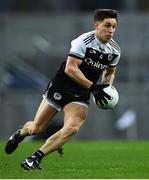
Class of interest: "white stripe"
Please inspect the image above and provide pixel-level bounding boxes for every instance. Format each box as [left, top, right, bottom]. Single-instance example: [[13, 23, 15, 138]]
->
[[71, 101, 89, 108], [42, 94, 61, 111]]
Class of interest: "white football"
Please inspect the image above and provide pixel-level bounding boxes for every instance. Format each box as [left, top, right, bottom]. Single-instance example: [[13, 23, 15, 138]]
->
[[93, 85, 119, 110]]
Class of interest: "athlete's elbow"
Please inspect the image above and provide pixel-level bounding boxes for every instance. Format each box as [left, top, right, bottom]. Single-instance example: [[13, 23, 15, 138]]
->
[[64, 66, 76, 76]]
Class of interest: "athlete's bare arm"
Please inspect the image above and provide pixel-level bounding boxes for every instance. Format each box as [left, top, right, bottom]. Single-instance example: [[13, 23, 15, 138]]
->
[[65, 56, 93, 88], [101, 66, 116, 85]]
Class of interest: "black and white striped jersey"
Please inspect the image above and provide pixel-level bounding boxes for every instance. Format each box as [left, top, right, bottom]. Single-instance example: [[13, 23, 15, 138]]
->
[[54, 30, 121, 91], [69, 30, 120, 66]]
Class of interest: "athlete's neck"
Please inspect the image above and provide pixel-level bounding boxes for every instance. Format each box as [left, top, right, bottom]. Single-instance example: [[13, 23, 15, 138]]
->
[[95, 32, 108, 45]]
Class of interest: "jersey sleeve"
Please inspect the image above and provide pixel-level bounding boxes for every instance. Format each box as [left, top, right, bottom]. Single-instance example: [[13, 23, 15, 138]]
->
[[68, 36, 86, 60], [110, 53, 121, 67]]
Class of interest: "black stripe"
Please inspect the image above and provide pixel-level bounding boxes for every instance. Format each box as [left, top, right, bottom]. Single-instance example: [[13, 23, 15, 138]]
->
[[84, 37, 95, 45], [109, 42, 121, 52], [109, 44, 120, 53], [84, 33, 94, 42], [68, 53, 84, 60], [84, 35, 94, 43], [110, 40, 121, 51], [110, 40, 120, 49], [84, 35, 95, 43], [111, 39, 118, 46], [111, 41, 120, 49]]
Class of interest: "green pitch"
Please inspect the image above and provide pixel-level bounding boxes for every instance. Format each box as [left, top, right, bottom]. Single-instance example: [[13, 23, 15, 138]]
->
[[1, 140, 149, 179]]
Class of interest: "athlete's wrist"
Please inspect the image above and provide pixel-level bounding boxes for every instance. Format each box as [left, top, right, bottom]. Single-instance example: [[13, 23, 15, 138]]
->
[[88, 82, 94, 90], [89, 83, 96, 92], [89, 83, 110, 92]]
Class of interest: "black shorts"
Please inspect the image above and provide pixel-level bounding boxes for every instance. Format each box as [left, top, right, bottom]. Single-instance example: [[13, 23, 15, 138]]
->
[[42, 80, 90, 111]]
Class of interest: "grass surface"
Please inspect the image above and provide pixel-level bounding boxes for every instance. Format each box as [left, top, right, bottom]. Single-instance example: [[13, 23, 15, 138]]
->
[[1, 140, 149, 179]]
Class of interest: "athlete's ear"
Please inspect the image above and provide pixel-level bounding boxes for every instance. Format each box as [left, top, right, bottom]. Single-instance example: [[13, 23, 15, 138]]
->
[[94, 21, 98, 29], [94, 21, 100, 29]]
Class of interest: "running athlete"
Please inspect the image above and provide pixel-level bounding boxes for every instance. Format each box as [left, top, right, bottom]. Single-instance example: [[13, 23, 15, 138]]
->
[[5, 9, 121, 170]]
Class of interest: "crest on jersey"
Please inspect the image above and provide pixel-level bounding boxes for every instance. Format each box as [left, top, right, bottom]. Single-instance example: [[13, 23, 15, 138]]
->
[[53, 92, 62, 100], [108, 53, 113, 61], [89, 49, 96, 54]]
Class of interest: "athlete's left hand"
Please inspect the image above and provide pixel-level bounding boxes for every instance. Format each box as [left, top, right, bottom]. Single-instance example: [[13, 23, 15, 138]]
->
[[89, 84, 111, 105]]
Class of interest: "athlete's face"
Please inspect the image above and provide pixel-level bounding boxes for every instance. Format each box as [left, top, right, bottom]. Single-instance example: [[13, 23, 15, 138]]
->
[[95, 18, 117, 43]]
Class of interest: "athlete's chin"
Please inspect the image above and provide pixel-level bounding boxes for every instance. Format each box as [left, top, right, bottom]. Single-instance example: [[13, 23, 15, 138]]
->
[[105, 36, 112, 42], [100, 37, 112, 44], [102, 39, 111, 44]]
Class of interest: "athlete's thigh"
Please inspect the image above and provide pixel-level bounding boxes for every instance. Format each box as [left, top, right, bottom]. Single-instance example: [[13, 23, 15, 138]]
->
[[33, 99, 57, 128], [63, 103, 88, 128]]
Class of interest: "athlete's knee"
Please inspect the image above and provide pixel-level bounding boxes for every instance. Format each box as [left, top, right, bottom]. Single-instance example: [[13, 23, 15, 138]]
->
[[62, 125, 80, 138]]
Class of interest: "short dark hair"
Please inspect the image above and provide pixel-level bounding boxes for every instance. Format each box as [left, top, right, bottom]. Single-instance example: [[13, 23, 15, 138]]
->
[[94, 9, 118, 22]]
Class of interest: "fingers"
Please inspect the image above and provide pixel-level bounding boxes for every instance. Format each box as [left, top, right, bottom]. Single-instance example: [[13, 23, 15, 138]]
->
[[102, 97, 108, 105], [95, 96, 108, 106], [103, 92, 111, 100], [98, 98, 108, 106], [93, 85, 112, 106], [102, 84, 110, 88]]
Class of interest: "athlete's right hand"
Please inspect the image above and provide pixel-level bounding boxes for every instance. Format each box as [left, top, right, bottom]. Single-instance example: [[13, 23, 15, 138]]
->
[[89, 84, 111, 106]]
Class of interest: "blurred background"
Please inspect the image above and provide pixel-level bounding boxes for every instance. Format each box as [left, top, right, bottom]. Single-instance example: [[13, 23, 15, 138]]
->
[[0, 0, 149, 141]]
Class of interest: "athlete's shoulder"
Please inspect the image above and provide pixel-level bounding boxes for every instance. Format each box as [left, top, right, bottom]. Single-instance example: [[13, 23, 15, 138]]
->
[[73, 30, 95, 44], [69, 31, 95, 59], [108, 39, 121, 54]]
